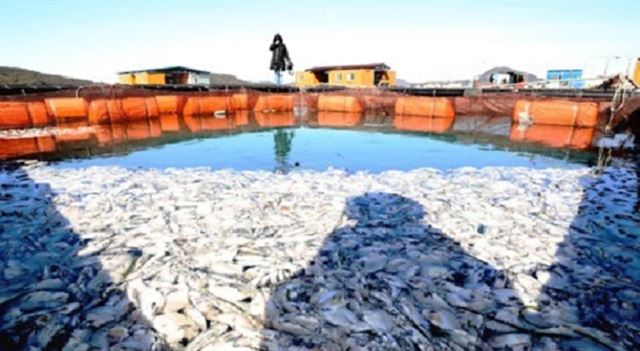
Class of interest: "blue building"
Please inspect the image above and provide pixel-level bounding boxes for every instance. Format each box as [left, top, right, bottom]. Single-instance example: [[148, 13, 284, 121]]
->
[[546, 69, 583, 88]]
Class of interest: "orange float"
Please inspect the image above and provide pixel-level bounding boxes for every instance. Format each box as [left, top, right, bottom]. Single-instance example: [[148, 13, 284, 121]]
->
[[120, 97, 160, 120], [395, 97, 455, 118], [254, 111, 295, 127], [509, 124, 595, 149], [231, 93, 249, 110], [45, 98, 88, 121], [512, 99, 599, 127], [156, 95, 184, 115], [363, 95, 397, 111], [0, 101, 47, 128], [317, 111, 362, 127], [394, 115, 454, 133], [253, 94, 294, 112], [0, 102, 32, 129], [183, 96, 230, 116], [88, 99, 125, 125], [317, 95, 363, 113], [27, 102, 49, 127]]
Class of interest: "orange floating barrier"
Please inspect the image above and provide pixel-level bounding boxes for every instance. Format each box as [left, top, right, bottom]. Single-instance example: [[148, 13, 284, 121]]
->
[[0, 102, 31, 129], [88, 99, 125, 125], [509, 124, 595, 149], [253, 94, 294, 112], [394, 115, 454, 133], [156, 95, 184, 115], [183, 96, 230, 116], [254, 111, 295, 127], [395, 97, 455, 118], [317, 95, 363, 113], [231, 93, 249, 110], [28, 102, 49, 127], [120, 97, 159, 120], [512, 100, 599, 127], [159, 114, 181, 132], [45, 98, 88, 121], [363, 95, 397, 111], [317, 111, 362, 127]]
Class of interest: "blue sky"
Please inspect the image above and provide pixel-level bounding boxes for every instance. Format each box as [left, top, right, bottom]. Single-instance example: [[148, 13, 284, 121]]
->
[[1, 0, 638, 83]]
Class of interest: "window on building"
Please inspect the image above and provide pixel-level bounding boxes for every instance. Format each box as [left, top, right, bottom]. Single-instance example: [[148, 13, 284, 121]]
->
[[347, 73, 355, 81], [336, 73, 342, 81]]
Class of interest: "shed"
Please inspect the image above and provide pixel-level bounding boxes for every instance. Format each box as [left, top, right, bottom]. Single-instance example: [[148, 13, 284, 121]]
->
[[296, 63, 396, 87], [546, 69, 584, 89], [118, 66, 211, 86]]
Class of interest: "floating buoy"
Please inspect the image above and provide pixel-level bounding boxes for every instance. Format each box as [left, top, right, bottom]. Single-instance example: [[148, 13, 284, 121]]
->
[[231, 93, 249, 110], [0, 101, 49, 129], [183, 96, 230, 116], [253, 94, 294, 112], [156, 95, 185, 115], [317, 95, 363, 113], [512, 99, 599, 127], [395, 97, 455, 118], [88, 99, 124, 125], [120, 97, 160, 120], [45, 98, 88, 121]]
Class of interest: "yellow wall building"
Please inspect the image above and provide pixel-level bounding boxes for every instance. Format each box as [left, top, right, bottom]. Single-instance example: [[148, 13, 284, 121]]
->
[[117, 66, 211, 86], [633, 57, 640, 87], [295, 63, 396, 88]]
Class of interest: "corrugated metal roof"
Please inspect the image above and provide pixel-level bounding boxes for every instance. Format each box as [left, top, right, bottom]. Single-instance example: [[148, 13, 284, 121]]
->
[[306, 63, 390, 72], [118, 66, 211, 75]]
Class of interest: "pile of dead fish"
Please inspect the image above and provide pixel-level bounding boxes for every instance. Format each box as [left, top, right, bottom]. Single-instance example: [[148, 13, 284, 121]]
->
[[0, 163, 638, 350]]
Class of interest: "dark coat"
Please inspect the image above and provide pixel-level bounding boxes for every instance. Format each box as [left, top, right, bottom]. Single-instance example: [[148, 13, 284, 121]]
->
[[270, 42, 291, 72]]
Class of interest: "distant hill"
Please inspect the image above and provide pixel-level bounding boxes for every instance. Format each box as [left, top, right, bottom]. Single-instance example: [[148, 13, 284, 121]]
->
[[395, 78, 410, 87], [209, 73, 248, 85], [0, 66, 94, 85], [478, 66, 539, 82]]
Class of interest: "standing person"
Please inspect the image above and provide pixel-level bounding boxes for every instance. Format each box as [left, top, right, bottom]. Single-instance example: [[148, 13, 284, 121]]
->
[[269, 33, 293, 85]]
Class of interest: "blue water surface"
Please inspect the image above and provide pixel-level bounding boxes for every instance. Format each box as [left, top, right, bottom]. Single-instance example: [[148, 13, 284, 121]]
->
[[52, 128, 588, 172]]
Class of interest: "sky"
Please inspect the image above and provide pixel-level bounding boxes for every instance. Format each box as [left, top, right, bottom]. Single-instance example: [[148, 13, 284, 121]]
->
[[1, 0, 638, 84]]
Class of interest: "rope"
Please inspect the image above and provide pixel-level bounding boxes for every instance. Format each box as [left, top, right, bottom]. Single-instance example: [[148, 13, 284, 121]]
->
[[607, 84, 632, 129]]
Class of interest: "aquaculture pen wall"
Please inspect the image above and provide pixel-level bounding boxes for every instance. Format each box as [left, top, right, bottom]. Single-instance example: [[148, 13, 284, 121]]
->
[[0, 85, 624, 130], [0, 85, 637, 161]]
